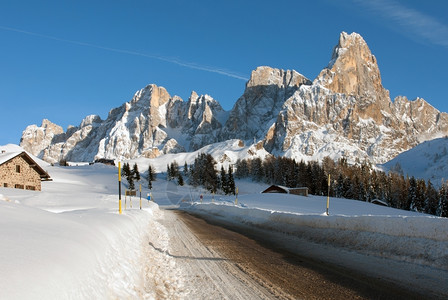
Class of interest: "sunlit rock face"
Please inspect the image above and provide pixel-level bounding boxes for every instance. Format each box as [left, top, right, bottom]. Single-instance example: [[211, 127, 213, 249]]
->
[[20, 32, 448, 165]]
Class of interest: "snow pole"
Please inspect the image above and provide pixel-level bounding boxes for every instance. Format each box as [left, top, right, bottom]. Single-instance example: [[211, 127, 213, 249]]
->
[[326, 174, 330, 215], [235, 187, 238, 205], [118, 162, 122, 214], [139, 184, 142, 210], [125, 189, 127, 210]]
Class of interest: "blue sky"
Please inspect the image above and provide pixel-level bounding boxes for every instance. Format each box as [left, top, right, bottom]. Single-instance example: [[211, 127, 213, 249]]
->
[[1, 0, 447, 145]]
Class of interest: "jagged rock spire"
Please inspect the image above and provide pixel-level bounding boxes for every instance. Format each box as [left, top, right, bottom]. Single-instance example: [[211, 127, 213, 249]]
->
[[315, 32, 389, 104]]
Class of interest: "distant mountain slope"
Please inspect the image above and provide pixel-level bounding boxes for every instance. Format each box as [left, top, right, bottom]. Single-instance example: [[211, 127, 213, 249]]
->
[[380, 137, 448, 186], [20, 32, 448, 166]]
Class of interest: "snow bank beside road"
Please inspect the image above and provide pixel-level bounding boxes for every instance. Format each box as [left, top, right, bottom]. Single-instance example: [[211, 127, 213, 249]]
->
[[0, 198, 159, 299], [183, 194, 448, 270]]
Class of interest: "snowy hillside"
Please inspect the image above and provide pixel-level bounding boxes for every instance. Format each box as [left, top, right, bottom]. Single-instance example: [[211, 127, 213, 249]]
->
[[130, 139, 271, 174], [380, 137, 448, 186]]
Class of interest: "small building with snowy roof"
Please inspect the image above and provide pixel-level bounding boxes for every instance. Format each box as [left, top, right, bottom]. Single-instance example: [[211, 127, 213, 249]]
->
[[262, 185, 308, 197], [0, 151, 51, 191]]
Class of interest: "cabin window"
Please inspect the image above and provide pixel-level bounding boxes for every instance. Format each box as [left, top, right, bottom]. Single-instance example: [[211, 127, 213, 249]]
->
[[3, 183, 7, 187], [14, 184, 24, 189], [16, 165, 20, 173], [25, 185, 36, 191]]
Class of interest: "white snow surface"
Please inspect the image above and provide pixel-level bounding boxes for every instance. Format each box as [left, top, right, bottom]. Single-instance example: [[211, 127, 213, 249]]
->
[[0, 145, 187, 299], [1, 143, 447, 299], [380, 137, 448, 186], [182, 191, 448, 269]]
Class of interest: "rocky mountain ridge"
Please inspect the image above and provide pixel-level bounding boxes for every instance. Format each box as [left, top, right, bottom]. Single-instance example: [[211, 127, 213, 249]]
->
[[20, 32, 448, 165]]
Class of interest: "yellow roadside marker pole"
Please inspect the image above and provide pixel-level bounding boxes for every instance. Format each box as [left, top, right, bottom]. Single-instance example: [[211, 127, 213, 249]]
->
[[118, 162, 122, 214], [326, 174, 330, 216], [235, 187, 238, 205]]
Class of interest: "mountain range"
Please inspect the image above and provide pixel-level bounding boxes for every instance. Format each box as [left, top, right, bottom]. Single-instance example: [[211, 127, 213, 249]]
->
[[20, 32, 448, 166]]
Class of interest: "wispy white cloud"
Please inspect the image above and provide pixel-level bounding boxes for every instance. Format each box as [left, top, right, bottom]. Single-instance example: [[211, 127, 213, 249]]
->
[[0, 25, 249, 81], [353, 0, 448, 48]]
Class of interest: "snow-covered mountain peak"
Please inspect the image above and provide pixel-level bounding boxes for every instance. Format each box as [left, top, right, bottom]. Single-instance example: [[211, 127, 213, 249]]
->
[[316, 31, 387, 104], [328, 32, 372, 67], [130, 84, 171, 109], [246, 66, 311, 89], [19, 32, 448, 167], [80, 115, 102, 128]]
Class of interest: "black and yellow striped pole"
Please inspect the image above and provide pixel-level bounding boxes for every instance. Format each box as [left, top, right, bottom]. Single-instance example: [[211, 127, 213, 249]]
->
[[118, 162, 122, 214], [139, 183, 142, 210]]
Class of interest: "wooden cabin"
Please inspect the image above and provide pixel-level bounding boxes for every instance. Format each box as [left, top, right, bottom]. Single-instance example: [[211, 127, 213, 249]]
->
[[0, 151, 51, 191], [262, 185, 308, 197]]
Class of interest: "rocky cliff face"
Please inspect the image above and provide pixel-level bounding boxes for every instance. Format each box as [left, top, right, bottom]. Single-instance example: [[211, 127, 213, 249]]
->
[[20, 84, 226, 163], [20, 119, 65, 159], [221, 66, 312, 141], [20, 32, 448, 165], [261, 32, 448, 164]]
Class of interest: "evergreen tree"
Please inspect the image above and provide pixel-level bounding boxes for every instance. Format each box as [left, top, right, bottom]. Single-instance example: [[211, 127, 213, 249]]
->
[[188, 153, 218, 192], [424, 180, 438, 215], [437, 182, 448, 217], [297, 160, 308, 188], [184, 162, 189, 177], [311, 161, 326, 195], [170, 161, 179, 179], [122, 162, 135, 190], [167, 161, 179, 181], [189, 158, 200, 187], [167, 164, 172, 180], [285, 158, 298, 188], [203, 154, 218, 193], [335, 173, 345, 198], [343, 176, 354, 199], [148, 164, 156, 181], [177, 172, 184, 186], [187, 154, 447, 217], [220, 166, 229, 194], [251, 158, 263, 182], [133, 163, 140, 182], [122, 162, 131, 179], [413, 179, 426, 212], [408, 176, 418, 211], [262, 157, 275, 184], [228, 165, 236, 195], [235, 159, 249, 179], [147, 164, 155, 189]]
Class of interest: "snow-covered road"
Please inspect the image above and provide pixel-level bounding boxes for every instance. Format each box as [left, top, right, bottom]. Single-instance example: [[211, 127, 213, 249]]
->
[[151, 209, 275, 299], [150, 209, 438, 299]]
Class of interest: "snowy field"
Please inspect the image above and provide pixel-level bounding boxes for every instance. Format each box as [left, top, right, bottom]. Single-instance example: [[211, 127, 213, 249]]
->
[[0, 160, 187, 299], [1, 144, 447, 298]]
